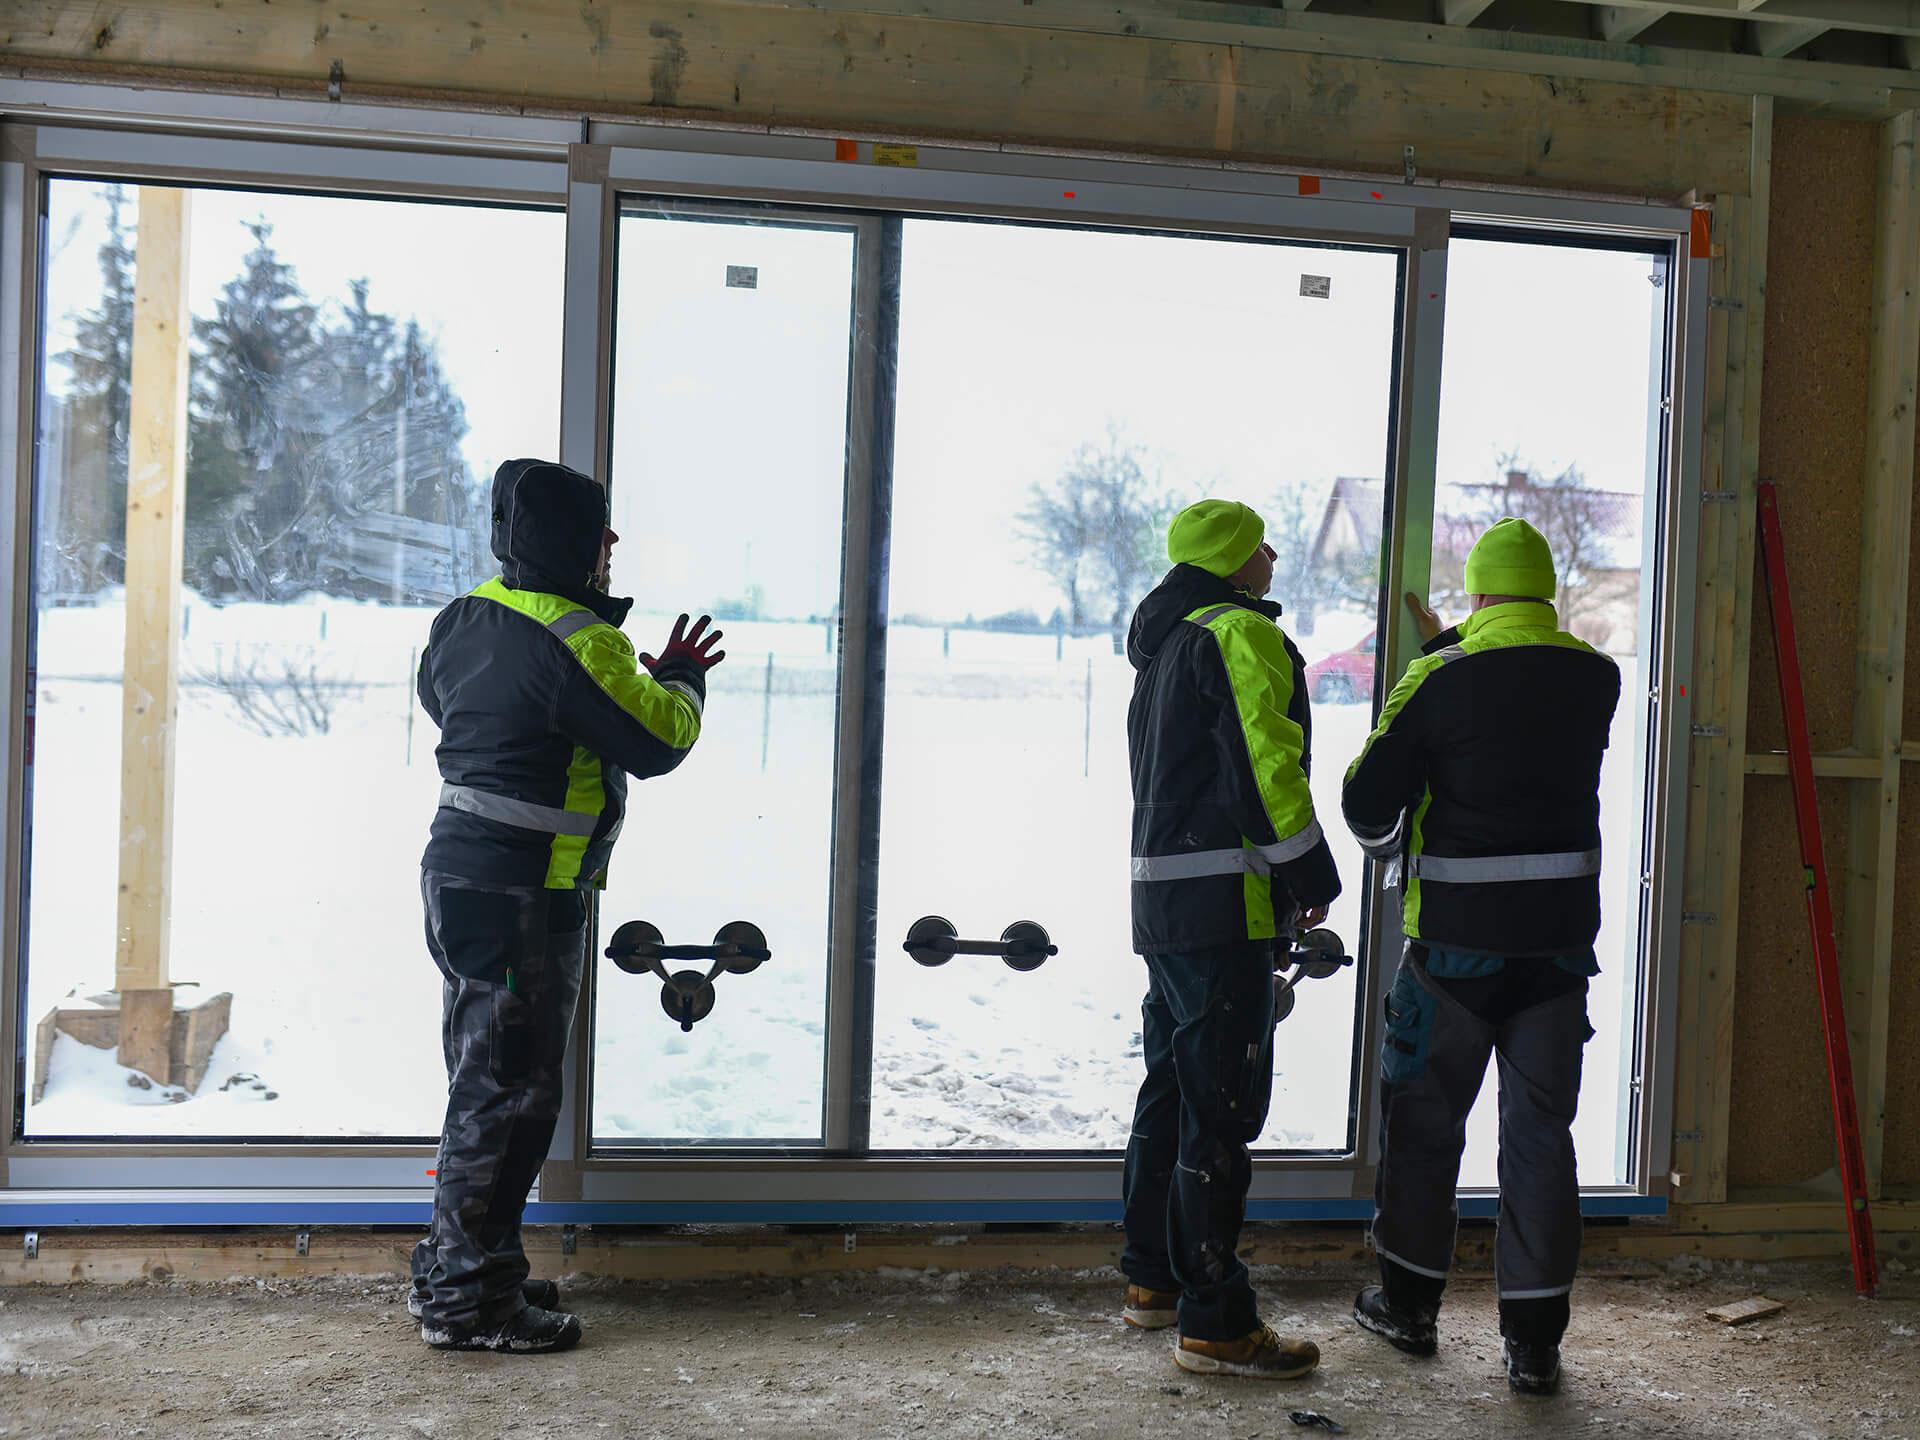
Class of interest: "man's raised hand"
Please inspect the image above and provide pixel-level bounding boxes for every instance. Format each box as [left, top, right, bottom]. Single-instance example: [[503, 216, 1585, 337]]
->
[[640, 613, 726, 673]]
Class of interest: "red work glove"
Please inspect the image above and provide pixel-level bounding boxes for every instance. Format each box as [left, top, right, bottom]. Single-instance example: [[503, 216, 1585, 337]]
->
[[640, 613, 726, 673]]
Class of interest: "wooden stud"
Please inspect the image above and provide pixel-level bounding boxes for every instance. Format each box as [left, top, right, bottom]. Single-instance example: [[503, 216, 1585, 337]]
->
[[113, 186, 189, 1080], [1678, 97, 1772, 1206], [1843, 108, 1920, 1199], [1745, 751, 1886, 776]]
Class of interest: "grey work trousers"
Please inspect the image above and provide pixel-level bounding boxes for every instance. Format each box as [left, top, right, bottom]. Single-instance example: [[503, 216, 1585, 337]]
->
[[1372, 945, 1591, 1337], [411, 871, 587, 1330]]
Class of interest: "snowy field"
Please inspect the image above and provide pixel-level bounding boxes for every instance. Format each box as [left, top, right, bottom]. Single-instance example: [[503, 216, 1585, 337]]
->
[[25, 599, 1640, 1185]]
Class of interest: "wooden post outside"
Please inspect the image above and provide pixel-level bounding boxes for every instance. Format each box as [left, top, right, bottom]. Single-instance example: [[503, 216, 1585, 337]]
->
[[1844, 109, 1920, 1200], [114, 186, 190, 1081]]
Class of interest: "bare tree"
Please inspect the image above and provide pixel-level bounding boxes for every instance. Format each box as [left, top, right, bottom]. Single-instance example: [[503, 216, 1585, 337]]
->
[[1447, 457, 1640, 650], [1018, 427, 1178, 648]]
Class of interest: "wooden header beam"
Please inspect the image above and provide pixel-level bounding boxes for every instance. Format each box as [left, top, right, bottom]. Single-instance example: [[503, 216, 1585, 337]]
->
[[0, 0, 1780, 197]]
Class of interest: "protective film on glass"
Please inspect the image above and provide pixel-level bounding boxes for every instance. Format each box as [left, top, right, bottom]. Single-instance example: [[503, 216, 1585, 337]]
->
[[870, 219, 1401, 1151], [590, 206, 857, 1144], [1429, 235, 1666, 1187], [24, 180, 564, 1137]]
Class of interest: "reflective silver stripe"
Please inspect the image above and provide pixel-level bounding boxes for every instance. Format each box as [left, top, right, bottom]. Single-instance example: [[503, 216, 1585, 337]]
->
[[1374, 1243, 1451, 1281], [1253, 817, 1325, 866], [1498, 1283, 1574, 1300], [1433, 644, 1469, 665], [1409, 848, 1601, 884], [660, 678, 704, 719], [439, 783, 598, 837], [548, 609, 601, 642], [1186, 604, 1239, 628], [1355, 810, 1404, 860], [1131, 849, 1263, 882]]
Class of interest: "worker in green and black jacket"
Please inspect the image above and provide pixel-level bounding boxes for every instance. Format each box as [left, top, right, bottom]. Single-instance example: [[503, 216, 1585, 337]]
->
[[1342, 517, 1620, 1396], [411, 458, 724, 1355], [1119, 499, 1341, 1382]]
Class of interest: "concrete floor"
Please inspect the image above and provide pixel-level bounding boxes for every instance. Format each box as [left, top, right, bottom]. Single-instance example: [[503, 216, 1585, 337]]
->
[[2, 1256, 1916, 1438]]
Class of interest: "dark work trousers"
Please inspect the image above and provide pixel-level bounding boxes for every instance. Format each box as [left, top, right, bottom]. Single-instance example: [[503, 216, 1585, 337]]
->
[[1372, 944, 1592, 1347], [411, 871, 588, 1330], [1120, 942, 1277, 1342]]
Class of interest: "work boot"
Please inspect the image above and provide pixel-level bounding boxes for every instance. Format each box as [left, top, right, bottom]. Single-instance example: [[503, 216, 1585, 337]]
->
[[1352, 1284, 1438, 1357], [421, 1303, 582, 1354], [1174, 1324, 1320, 1379], [1503, 1338, 1561, 1395], [1122, 1284, 1180, 1330], [409, 1278, 560, 1320]]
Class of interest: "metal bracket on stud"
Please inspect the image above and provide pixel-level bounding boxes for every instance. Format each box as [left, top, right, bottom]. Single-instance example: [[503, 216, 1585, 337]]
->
[[1708, 296, 1745, 311], [1692, 724, 1727, 738], [23, 1231, 38, 1260], [295, 1230, 310, 1258], [1403, 145, 1417, 183], [1702, 490, 1738, 503], [1682, 911, 1719, 926], [562, 1224, 578, 1257], [1674, 1129, 1705, 1143], [328, 61, 343, 102], [844, 1232, 858, 1254]]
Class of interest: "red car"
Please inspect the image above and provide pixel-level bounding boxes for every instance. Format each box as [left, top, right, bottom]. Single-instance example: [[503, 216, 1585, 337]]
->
[[1304, 628, 1376, 705]]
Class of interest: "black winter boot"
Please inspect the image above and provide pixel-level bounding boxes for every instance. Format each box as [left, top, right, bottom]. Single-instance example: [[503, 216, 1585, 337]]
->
[[1352, 1286, 1438, 1356], [1503, 1338, 1561, 1394], [421, 1303, 582, 1354]]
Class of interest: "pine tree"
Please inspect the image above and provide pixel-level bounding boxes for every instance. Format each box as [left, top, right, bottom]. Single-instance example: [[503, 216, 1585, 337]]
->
[[54, 184, 136, 592], [189, 220, 325, 599]]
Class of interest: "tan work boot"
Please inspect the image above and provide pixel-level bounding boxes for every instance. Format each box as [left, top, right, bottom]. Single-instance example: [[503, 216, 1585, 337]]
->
[[1122, 1285, 1180, 1330], [1174, 1323, 1320, 1379]]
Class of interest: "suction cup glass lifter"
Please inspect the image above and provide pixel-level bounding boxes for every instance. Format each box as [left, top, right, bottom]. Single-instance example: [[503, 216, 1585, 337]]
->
[[605, 920, 771, 1031], [1272, 927, 1353, 1024], [902, 916, 1058, 972]]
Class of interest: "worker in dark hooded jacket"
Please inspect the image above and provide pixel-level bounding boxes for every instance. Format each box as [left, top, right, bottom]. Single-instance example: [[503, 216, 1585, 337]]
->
[[1119, 498, 1341, 1380], [1342, 517, 1619, 1396], [409, 458, 723, 1353]]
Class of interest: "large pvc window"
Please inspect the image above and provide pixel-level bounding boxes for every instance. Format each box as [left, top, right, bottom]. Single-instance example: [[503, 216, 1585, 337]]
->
[[23, 180, 564, 1137], [1430, 230, 1672, 1187], [869, 219, 1402, 1152]]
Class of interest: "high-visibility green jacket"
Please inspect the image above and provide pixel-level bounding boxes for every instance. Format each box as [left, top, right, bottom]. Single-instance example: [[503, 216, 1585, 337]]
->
[[1126, 564, 1341, 954], [1341, 601, 1620, 956], [419, 460, 705, 890]]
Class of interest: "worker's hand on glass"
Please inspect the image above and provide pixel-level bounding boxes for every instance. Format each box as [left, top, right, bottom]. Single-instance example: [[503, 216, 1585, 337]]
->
[[1405, 591, 1443, 644], [641, 613, 727, 673], [1300, 903, 1330, 929]]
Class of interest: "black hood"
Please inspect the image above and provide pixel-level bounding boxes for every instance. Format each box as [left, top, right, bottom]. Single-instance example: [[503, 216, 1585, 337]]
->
[[490, 458, 631, 625], [1127, 564, 1282, 671]]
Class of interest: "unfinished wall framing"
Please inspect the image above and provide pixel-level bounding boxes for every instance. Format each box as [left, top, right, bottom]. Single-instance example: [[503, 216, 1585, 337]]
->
[[3, 1, 1920, 1234]]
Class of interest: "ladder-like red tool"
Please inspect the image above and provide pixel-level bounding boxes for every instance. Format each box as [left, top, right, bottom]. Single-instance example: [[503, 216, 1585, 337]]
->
[[1755, 479, 1878, 1298]]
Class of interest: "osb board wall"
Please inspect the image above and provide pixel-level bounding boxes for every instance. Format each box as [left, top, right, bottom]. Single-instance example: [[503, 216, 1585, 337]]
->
[[1745, 113, 1876, 758], [1886, 770, 1920, 1187], [1730, 113, 1878, 1188], [1729, 779, 1856, 1186]]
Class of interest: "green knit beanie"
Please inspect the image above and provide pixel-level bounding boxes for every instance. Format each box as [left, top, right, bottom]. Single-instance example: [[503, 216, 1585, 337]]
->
[[1465, 517, 1556, 600], [1167, 499, 1265, 579]]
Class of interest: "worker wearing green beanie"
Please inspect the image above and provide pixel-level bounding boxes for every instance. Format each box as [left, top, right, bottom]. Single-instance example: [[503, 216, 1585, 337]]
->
[[1463, 517, 1556, 601], [1166, 499, 1268, 582], [1121, 495, 1338, 1380], [1341, 512, 1620, 1396]]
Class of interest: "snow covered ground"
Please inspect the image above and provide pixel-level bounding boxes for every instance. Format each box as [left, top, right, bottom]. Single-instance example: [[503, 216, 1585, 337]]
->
[[24, 600, 1641, 1186]]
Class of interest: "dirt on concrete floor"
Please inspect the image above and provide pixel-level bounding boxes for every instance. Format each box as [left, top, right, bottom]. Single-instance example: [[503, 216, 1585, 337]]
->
[[1, 1256, 1916, 1439]]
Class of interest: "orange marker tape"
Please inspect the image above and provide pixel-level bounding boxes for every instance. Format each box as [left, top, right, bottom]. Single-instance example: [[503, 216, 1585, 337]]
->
[[1690, 207, 1712, 259], [1298, 175, 1321, 196], [835, 139, 858, 163]]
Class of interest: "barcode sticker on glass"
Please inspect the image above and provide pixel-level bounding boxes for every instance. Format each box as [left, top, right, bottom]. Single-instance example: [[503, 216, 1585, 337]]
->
[[726, 266, 759, 290], [1300, 275, 1332, 299]]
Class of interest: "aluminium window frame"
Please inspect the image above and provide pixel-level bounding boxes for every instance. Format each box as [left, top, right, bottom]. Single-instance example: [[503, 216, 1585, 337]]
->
[[0, 79, 1700, 1226]]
